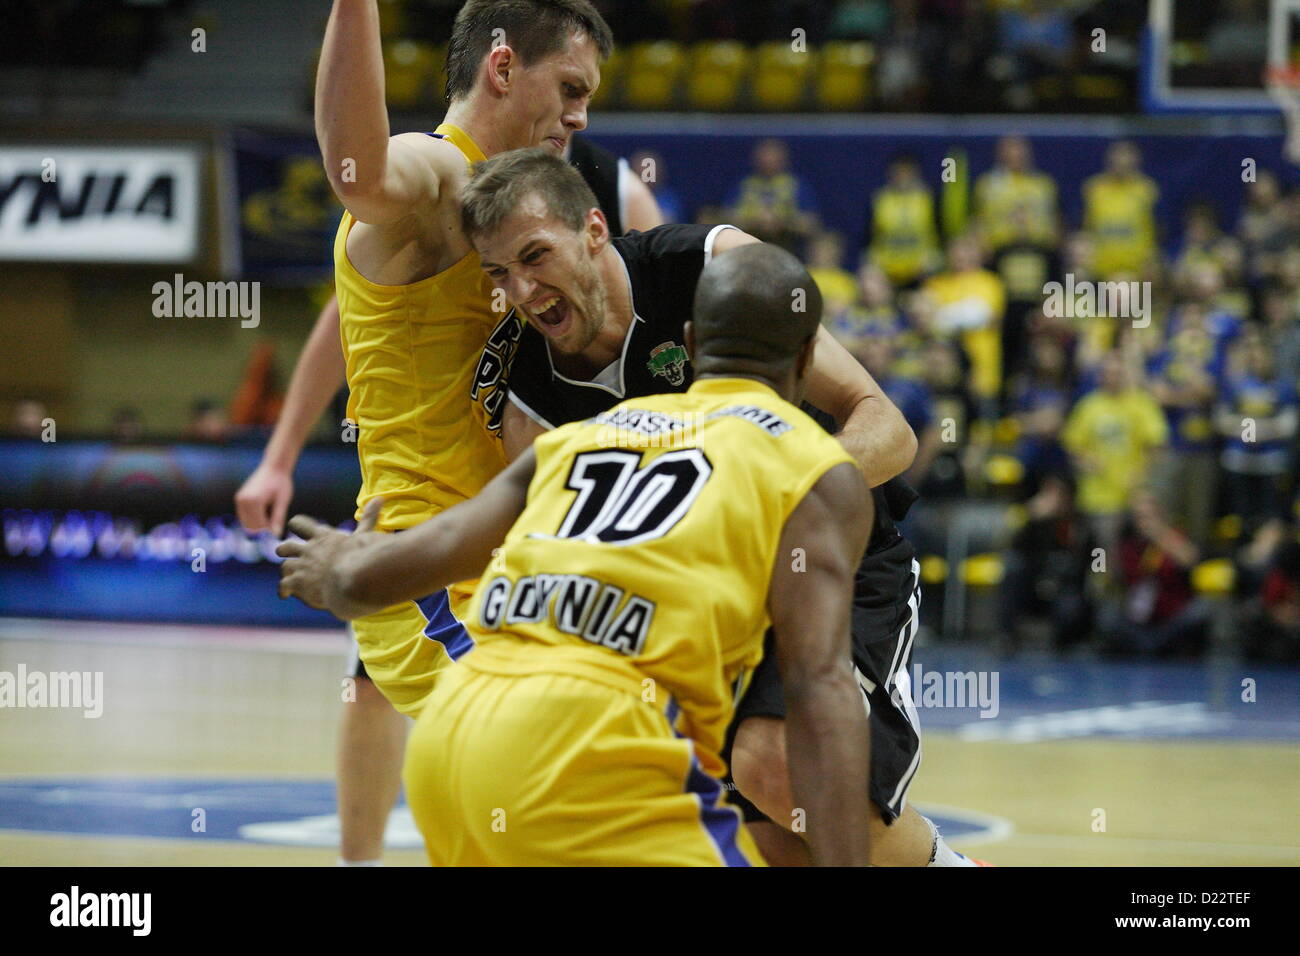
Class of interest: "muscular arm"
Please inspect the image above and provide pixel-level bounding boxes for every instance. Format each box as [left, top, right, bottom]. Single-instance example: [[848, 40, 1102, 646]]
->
[[768, 461, 875, 867], [277, 450, 537, 620], [235, 296, 346, 535], [315, 0, 444, 224], [711, 229, 917, 485], [804, 330, 917, 487]]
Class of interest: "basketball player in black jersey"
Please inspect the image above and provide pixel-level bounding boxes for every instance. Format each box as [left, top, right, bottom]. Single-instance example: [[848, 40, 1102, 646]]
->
[[461, 149, 984, 867]]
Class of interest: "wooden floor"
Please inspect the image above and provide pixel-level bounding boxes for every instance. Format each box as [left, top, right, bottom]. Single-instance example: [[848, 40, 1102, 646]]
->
[[2, 620, 1297, 866]]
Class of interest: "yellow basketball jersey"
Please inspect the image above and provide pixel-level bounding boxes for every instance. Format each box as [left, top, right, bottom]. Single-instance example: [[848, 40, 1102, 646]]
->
[[871, 186, 939, 285], [333, 123, 507, 537], [462, 376, 857, 779], [1084, 173, 1158, 279]]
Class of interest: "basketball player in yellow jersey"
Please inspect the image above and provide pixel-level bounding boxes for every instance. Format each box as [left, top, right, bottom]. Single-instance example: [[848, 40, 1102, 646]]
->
[[279, 244, 875, 865], [300, 0, 612, 863]]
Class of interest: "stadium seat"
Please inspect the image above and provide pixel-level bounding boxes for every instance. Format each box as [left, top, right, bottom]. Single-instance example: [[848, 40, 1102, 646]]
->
[[752, 42, 815, 111], [383, 40, 441, 110], [961, 553, 1005, 588], [1191, 559, 1236, 597], [589, 47, 624, 109], [624, 42, 686, 110], [815, 42, 872, 111], [920, 555, 948, 586], [686, 41, 749, 111], [984, 454, 1024, 488]]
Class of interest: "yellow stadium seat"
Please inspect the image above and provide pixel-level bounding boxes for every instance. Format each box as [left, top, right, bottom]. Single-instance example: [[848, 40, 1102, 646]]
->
[[1191, 559, 1235, 596], [376, 0, 408, 41], [384, 40, 440, 109], [984, 454, 1024, 488], [686, 41, 749, 111], [752, 42, 815, 111], [816, 41, 872, 111], [920, 555, 948, 586], [961, 553, 1005, 588], [624, 42, 686, 111], [589, 47, 624, 109]]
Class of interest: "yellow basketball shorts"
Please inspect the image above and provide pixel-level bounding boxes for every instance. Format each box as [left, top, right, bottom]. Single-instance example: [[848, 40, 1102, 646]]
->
[[403, 661, 766, 867], [350, 586, 475, 718]]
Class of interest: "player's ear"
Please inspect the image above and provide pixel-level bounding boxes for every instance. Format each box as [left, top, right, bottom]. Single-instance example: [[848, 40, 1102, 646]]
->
[[585, 207, 610, 253], [684, 321, 695, 358], [485, 44, 515, 96]]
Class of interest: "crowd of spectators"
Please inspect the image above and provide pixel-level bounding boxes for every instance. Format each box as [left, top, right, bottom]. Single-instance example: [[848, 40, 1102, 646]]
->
[[688, 132, 1299, 663]]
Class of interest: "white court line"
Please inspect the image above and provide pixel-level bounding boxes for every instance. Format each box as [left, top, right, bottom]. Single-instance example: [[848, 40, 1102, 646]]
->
[[913, 802, 1015, 847], [0, 617, 347, 656]]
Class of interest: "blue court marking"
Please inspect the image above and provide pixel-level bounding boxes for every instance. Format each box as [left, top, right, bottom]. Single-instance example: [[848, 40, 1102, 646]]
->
[[0, 778, 342, 843], [0, 777, 998, 848], [906, 650, 1300, 741]]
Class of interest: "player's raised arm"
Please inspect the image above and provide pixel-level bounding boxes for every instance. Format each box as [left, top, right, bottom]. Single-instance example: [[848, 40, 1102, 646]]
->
[[315, 0, 444, 224], [277, 449, 537, 619], [768, 460, 875, 867]]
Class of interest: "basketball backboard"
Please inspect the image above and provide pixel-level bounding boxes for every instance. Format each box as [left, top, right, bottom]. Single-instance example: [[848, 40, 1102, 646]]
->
[[1143, 0, 1300, 112]]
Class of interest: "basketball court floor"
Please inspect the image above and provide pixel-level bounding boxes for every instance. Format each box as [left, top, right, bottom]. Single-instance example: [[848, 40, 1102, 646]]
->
[[1, 617, 1297, 866]]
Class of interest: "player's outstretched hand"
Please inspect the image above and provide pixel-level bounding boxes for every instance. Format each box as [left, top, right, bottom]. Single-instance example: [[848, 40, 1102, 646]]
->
[[276, 498, 386, 620], [235, 462, 294, 537]]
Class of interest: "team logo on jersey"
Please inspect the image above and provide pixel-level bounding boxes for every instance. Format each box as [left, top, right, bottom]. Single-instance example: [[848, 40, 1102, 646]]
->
[[646, 341, 689, 386]]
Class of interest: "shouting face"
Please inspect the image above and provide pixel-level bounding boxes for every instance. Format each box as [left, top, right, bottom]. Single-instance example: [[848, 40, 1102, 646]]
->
[[475, 191, 610, 355]]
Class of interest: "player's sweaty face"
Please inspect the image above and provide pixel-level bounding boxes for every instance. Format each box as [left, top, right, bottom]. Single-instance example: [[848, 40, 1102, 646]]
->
[[476, 198, 607, 355], [510, 32, 600, 153]]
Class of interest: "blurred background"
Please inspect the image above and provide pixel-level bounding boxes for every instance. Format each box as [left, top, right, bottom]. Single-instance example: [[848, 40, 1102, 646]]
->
[[1, 0, 1298, 865]]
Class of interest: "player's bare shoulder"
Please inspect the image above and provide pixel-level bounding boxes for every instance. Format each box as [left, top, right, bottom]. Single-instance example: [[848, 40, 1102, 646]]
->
[[390, 131, 468, 200], [345, 132, 476, 282]]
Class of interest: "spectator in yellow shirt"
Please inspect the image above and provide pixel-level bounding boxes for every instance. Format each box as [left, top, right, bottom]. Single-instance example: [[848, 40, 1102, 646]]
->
[[726, 137, 819, 256], [974, 135, 1059, 253], [922, 234, 1007, 407], [866, 152, 940, 289], [1061, 350, 1169, 554], [1083, 140, 1159, 280]]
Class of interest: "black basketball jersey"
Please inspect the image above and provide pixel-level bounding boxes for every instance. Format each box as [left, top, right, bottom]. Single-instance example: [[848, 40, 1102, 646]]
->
[[505, 223, 721, 427], [502, 222, 919, 610], [568, 134, 625, 237]]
